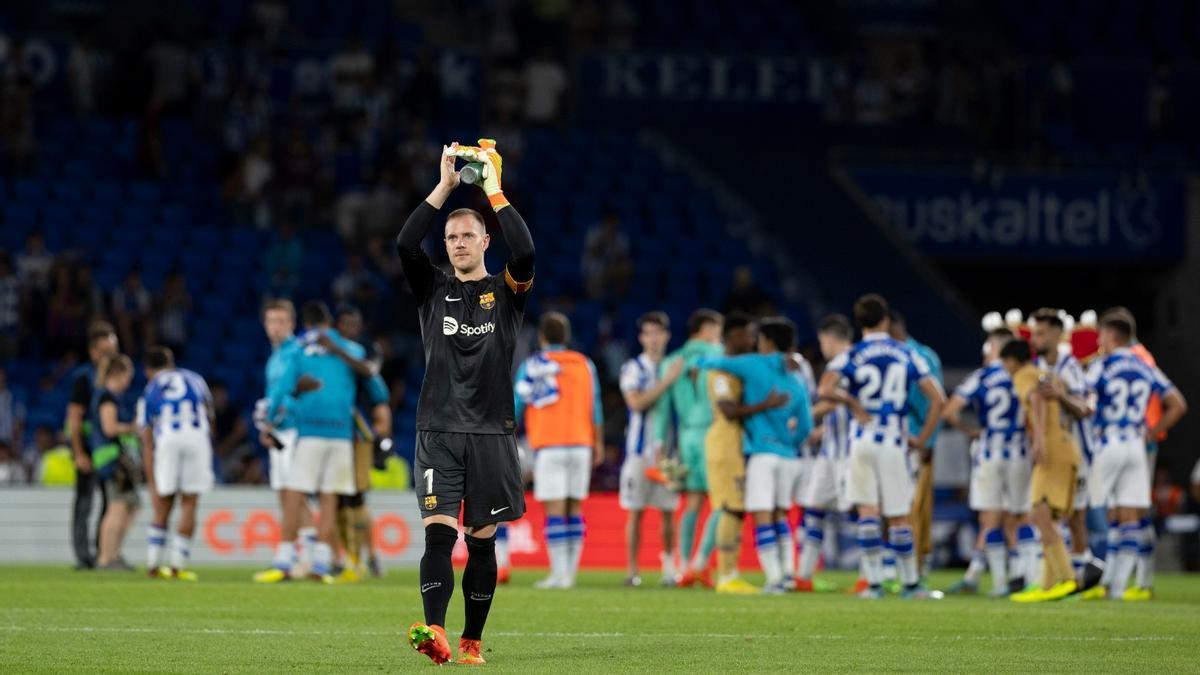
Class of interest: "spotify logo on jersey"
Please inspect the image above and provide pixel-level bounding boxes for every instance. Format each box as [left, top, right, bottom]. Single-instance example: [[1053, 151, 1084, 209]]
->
[[442, 317, 496, 337]]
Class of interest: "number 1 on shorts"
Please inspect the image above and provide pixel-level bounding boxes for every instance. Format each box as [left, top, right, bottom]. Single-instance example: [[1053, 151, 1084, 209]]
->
[[424, 468, 434, 494]]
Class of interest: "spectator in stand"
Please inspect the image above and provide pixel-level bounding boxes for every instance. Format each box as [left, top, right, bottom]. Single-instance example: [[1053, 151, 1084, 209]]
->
[[0, 366, 25, 445], [1, 67, 36, 172], [523, 47, 568, 125], [156, 271, 191, 359], [67, 31, 101, 118], [330, 35, 374, 114], [210, 381, 250, 483], [332, 253, 372, 303], [581, 212, 632, 302], [73, 263, 108, 324], [226, 136, 275, 228], [27, 425, 74, 486], [46, 262, 88, 358], [264, 220, 303, 299], [278, 126, 318, 228], [0, 253, 19, 360], [111, 269, 154, 357], [16, 230, 53, 296], [0, 442, 24, 485], [722, 266, 771, 317]]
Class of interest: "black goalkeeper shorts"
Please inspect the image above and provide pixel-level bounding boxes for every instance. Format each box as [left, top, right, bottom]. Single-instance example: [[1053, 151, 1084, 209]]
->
[[414, 431, 526, 528]]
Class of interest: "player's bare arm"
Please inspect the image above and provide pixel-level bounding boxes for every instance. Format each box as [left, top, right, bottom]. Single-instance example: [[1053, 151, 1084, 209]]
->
[[717, 389, 788, 421], [315, 332, 374, 378], [140, 425, 156, 499], [1027, 389, 1048, 465], [1147, 389, 1188, 441], [623, 360, 684, 412], [810, 399, 837, 419], [941, 394, 980, 439], [818, 370, 869, 425], [909, 377, 946, 453], [1038, 377, 1091, 420]]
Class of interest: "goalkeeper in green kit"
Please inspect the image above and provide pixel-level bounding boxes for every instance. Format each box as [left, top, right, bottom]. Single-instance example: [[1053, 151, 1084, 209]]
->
[[653, 309, 725, 588]]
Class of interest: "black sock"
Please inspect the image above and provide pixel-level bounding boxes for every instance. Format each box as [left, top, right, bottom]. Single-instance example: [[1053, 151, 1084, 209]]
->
[[461, 534, 498, 641], [420, 524, 458, 628]]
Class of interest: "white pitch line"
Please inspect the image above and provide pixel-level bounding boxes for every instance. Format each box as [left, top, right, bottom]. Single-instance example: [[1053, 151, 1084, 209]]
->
[[0, 625, 1178, 643]]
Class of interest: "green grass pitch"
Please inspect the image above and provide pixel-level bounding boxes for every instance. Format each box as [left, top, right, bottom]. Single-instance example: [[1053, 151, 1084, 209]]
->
[[2, 566, 1198, 673]]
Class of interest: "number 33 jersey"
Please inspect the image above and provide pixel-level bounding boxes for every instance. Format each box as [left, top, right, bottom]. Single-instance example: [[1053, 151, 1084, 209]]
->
[[137, 369, 213, 439], [1086, 347, 1175, 443]]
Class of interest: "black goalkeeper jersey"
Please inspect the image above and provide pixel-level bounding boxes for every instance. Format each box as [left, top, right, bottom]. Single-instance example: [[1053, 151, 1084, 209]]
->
[[398, 204, 532, 435]]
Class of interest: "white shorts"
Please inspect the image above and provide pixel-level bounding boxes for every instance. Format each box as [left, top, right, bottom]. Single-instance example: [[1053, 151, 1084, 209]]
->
[[268, 428, 299, 491], [286, 436, 355, 496], [619, 455, 678, 512], [1089, 437, 1151, 509], [154, 430, 214, 495], [533, 446, 592, 502], [787, 455, 807, 508], [802, 453, 850, 512], [846, 438, 913, 518], [744, 453, 794, 513], [969, 458, 1032, 514]]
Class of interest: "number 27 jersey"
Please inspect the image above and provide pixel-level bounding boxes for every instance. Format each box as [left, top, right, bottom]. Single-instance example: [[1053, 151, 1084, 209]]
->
[[826, 332, 932, 441]]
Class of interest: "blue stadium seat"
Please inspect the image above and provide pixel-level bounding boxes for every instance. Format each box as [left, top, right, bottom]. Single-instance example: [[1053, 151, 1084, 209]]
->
[[130, 181, 162, 203], [91, 182, 123, 204], [12, 179, 47, 202]]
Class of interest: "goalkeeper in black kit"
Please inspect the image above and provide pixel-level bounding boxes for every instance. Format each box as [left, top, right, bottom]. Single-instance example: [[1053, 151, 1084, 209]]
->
[[401, 140, 534, 666]]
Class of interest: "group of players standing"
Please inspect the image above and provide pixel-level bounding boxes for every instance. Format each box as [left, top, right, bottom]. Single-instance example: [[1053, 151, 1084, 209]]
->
[[510, 292, 1188, 606], [595, 295, 947, 598], [943, 307, 1187, 602]]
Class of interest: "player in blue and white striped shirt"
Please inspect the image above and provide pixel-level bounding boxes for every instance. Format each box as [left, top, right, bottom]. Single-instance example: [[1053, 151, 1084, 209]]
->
[[818, 294, 945, 600], [1084, 312, 1187, 601], [942, 327, 1037, 597], [796, 314, 855, 592], [138, 347, 213, 581], [619, 312, 684, 587]]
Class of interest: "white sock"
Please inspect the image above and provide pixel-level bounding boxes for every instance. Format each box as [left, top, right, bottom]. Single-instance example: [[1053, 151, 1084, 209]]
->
[[1100, 521, 1119, 586], [1110, 523, 1139, 596], [312, 542, 333, 576], [983, 528, 1007, 594], [273, 541, 295, 571], [1136, 519, 1155, 590], [775, 521, 796, 582], [147, 524, 167, 571], [169, 533, 192, 571], [754, 522, 783, 586], [964, 551, 986, 585], [798, 510, 825, 581], [1007, 550, 1021, 581], [857, 518, 884, 588], [567, 516, 585, 582], [297, 526, 317, 567], [1016, 524, 1039, 587], [548, 539, 570, 582], [889, 526, 918, 587], [881, 548, 898, 581], [660, 551, 677, 580]]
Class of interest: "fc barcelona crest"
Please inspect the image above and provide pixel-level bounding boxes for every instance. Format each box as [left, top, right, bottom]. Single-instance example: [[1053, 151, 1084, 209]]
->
[[479, 292, 496, 310], [424, 495, 438, 509]]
